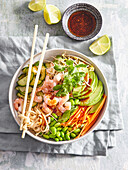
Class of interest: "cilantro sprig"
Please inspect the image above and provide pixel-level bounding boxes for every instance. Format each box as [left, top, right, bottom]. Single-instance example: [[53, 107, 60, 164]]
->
[[53, 59, 86, 97]]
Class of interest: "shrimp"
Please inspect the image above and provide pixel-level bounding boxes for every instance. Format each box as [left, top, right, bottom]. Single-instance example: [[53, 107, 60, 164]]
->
[[42, 75, 56, 93], [14, 98, 24, 112], [34, 95, 42, 103], [59, 93, 69, 105], [31, 90, 43, 103], [54, 73, 64, 83], [57, 94, 71, 113], [36, 73, 64, 94], [44, 94, 59, 106], [53, 90, 59, 95], [58, 102, 71, 113], [41, 102, 52, 114]]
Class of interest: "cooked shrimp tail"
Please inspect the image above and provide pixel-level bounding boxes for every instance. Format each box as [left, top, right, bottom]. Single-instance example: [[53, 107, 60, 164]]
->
[[14, 98, 24, 112]]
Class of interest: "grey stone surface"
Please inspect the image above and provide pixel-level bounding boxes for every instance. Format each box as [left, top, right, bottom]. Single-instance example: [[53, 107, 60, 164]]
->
[[0, 0, 128, 170]]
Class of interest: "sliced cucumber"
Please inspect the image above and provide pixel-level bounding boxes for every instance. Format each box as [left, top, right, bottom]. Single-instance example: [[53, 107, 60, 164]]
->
[[37, 81, 44, 87], [17, 92, 24, 99], [22, 67, 28, 74], [18, 73, 26, 80], [17, 92, 30, 99], [18, 90, 26, 96], [15, 86, 33, 94], [33, 61, 45, 66], [32, 66, 38, 75], [33, 61, 39, 66], [17, 73, 34, 87], [40, 66, 46, 80], [30, 76, 42, 86]]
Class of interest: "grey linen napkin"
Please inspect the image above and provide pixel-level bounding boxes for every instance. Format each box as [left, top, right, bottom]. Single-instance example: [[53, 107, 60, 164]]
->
[[0, 36, 123, 156]]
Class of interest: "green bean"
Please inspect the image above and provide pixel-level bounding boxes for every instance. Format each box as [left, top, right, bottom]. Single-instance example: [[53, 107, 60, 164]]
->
[[57, 127, 62, 131], [62, 127, 68, 133], [43, 134, 50, 139], [49, 134, 56, 139], [50, 127, 57, 135], [46, 131, 50, 135], [65, 133, 70, 140], [50, 117, 54, 122], [56, 131, 60, 138], [63, 137, 66, 141], [70, 132, 76, 138], [60, 131, 64, 138], [59, 137, 63, 141], [50, 120, 57, 127], [73, 128, 81, 134], [66, 130, 69, 134], [52, 113, 58, 119], [54, 122, 61, 128], [55, 138, 59, 142]]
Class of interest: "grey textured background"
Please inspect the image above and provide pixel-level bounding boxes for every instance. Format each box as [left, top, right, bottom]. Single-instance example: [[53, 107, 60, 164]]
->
[[0, 0, 128, 170]]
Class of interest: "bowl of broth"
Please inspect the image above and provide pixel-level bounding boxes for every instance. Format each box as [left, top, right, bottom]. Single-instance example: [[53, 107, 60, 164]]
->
[[62, 3, 102, 41]]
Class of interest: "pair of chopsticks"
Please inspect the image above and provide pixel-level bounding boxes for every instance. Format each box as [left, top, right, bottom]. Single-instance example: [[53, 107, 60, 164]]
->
[[20, 25, 49, 138]]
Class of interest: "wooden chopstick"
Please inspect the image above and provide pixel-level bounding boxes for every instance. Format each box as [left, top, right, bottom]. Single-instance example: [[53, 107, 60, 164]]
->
[[22, 33, 49, 138], [20, 25, 38, 131]]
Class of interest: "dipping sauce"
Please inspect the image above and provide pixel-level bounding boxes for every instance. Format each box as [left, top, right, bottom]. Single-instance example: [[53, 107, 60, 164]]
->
[[68, 10, 96, 37]]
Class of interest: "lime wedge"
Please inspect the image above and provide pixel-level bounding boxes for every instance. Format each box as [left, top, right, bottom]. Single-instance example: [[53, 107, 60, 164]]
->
[[44, 5, 61, 25], [28, 0, 46, 12], [89, 35, 111, 55]]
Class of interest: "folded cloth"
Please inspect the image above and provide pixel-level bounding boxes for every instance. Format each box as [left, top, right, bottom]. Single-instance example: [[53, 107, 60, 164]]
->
[[0, 36, 123, 156]]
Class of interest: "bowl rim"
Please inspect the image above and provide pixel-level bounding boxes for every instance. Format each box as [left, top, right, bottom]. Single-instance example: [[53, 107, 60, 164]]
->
[[62, 3, 102, 41], [9, 48, 108, 145]]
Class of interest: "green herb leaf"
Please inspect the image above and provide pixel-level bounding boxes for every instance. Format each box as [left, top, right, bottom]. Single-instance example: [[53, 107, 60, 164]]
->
[[53, 84, 62, 91], [54, 64, 66, 72], [56, 89, 64, 97], [67, 65, 74, 74], [53, 56, 86, 97], [66, 60, 73, 65], [76, 64, 87, 68]]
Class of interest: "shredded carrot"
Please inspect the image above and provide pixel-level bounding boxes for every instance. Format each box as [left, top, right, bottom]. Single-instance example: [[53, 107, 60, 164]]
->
[[81, 114, 99, 136], [75, 94, 107, 138], [84, 73, 88, 82], [63, 107, 82, 127], [82, 106, 92, 123], [75, 118, 89, 139]]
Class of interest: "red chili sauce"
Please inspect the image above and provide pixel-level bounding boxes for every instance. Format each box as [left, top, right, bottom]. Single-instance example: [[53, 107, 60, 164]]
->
[[68, 10, 96, 37]]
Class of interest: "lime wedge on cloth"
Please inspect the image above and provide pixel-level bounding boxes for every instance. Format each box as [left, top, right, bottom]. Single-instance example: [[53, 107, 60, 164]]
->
[[89, 35, 111, 55], [44, 5, 61, 25], [28, 0, 46, 12]]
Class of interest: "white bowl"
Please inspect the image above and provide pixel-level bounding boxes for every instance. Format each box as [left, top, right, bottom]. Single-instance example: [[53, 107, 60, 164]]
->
[[9, 49, 108, 145]]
